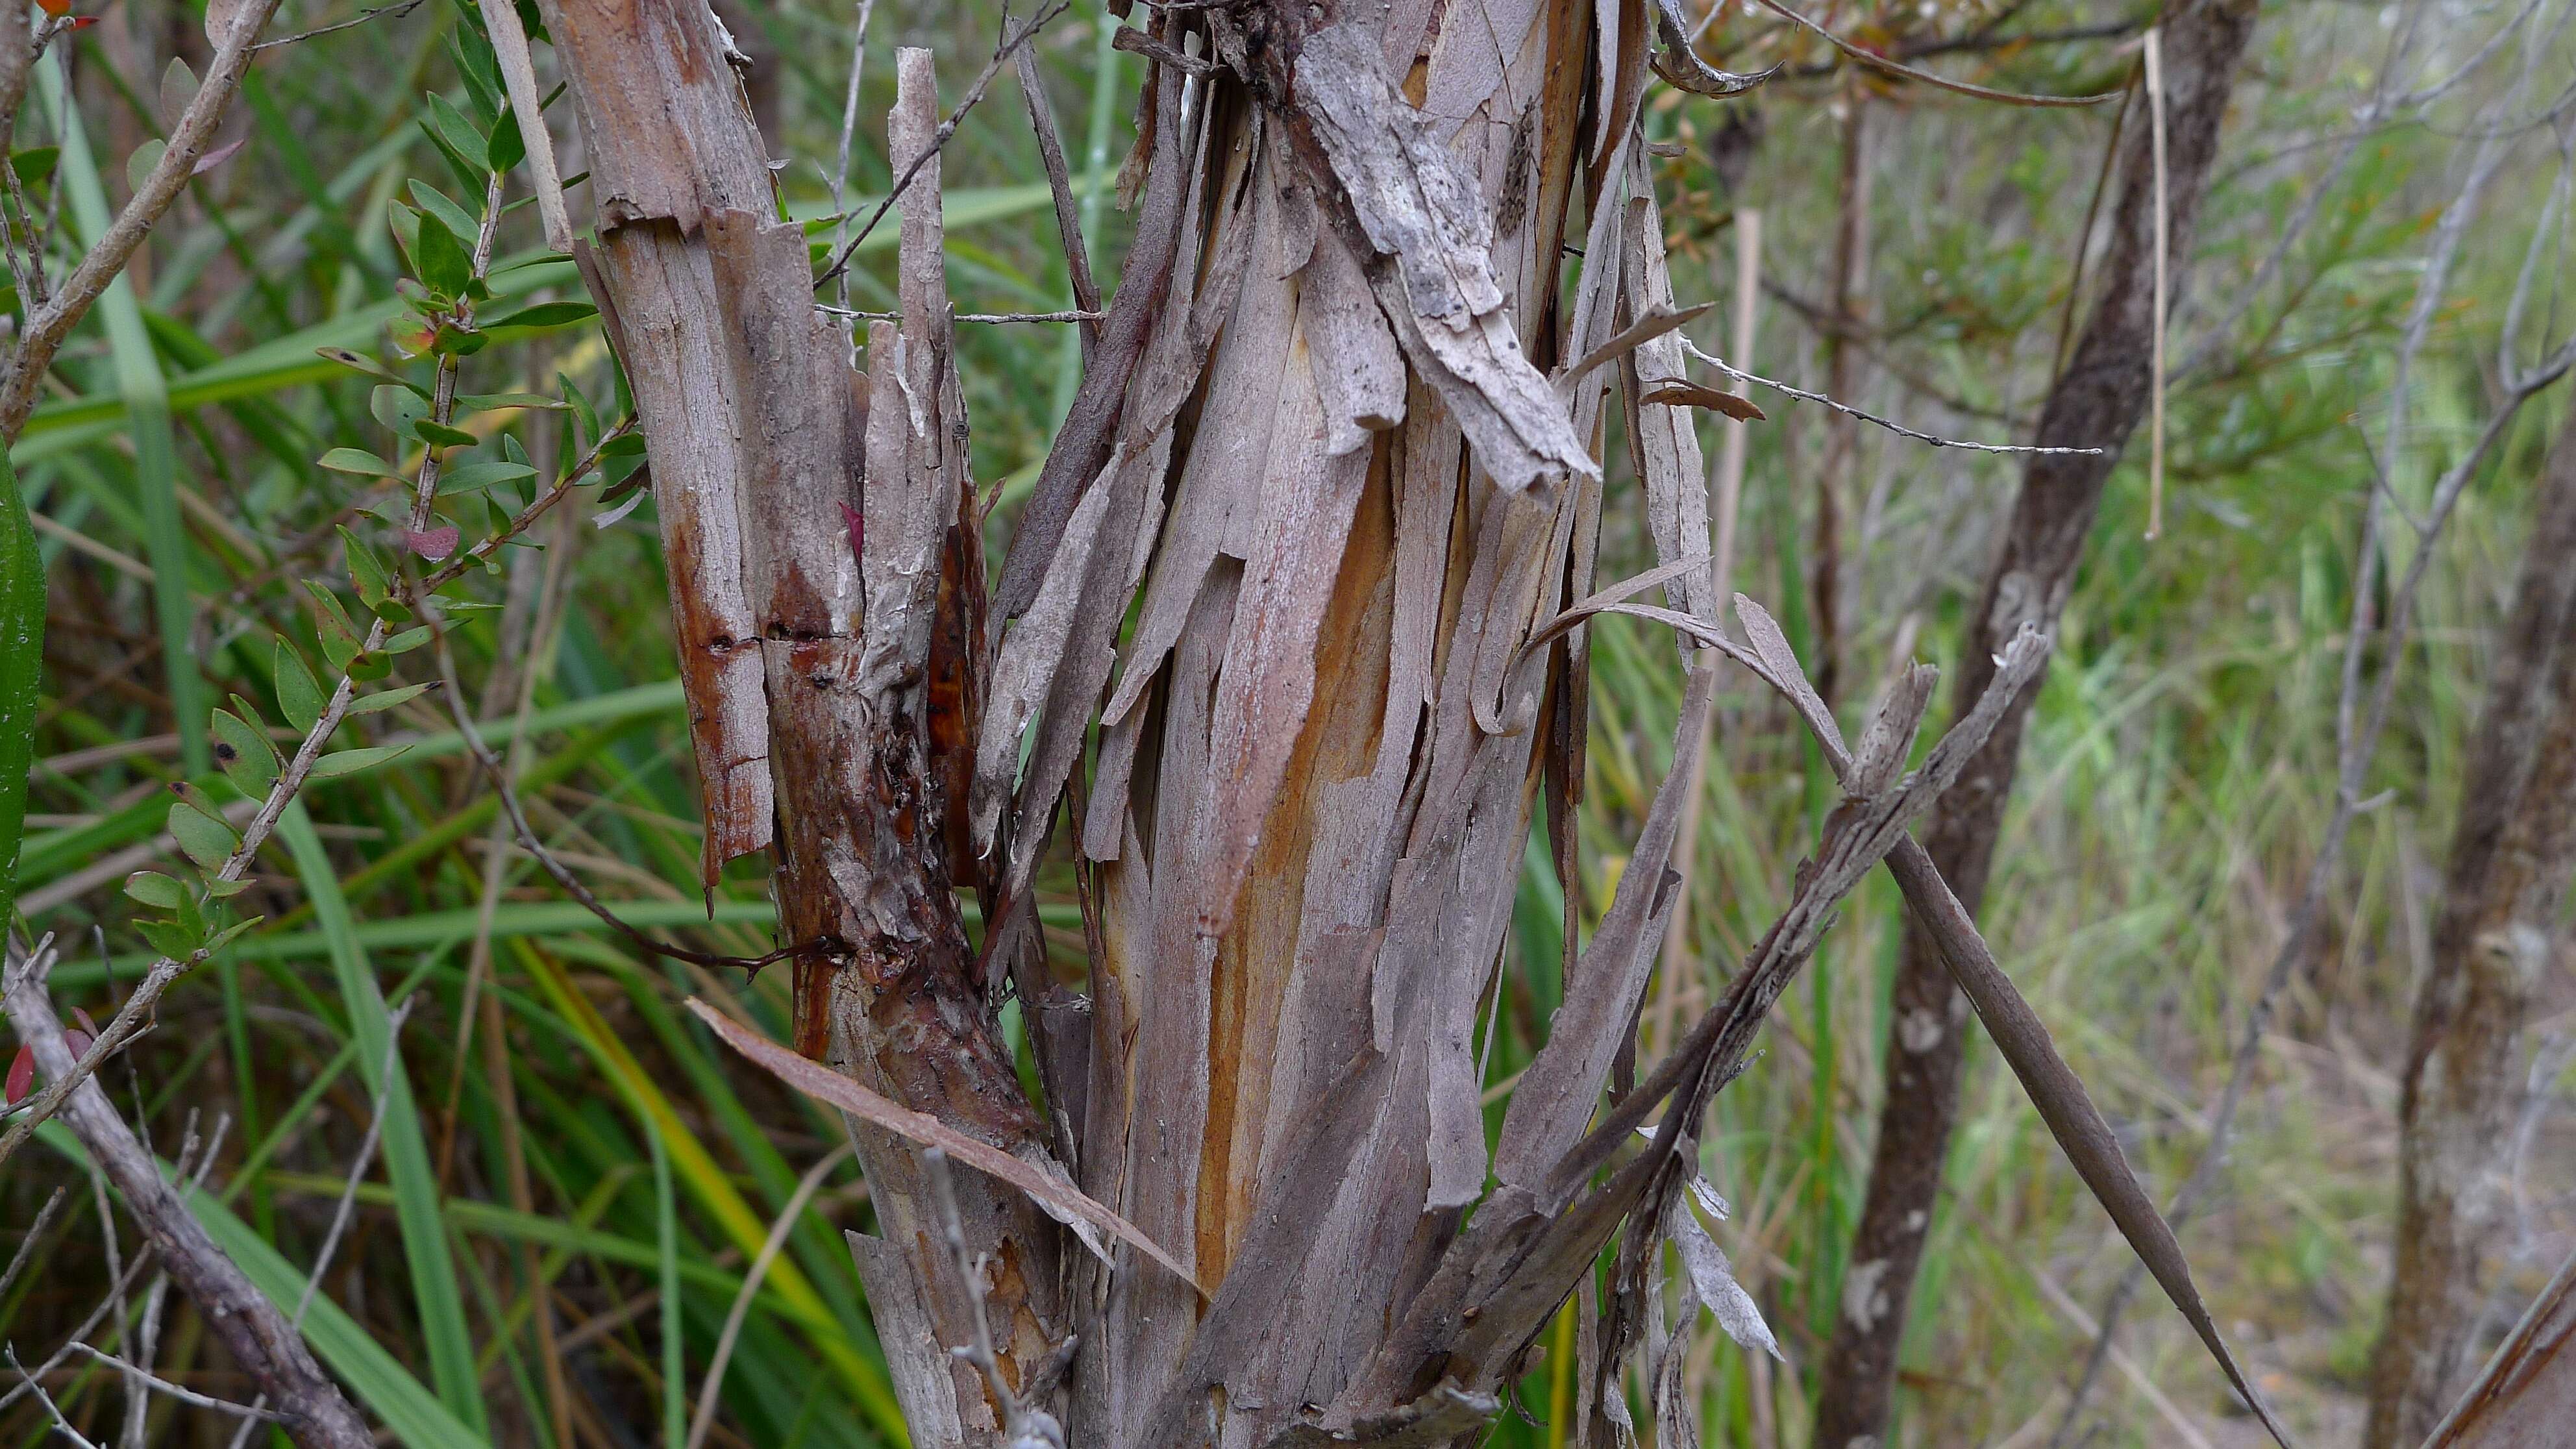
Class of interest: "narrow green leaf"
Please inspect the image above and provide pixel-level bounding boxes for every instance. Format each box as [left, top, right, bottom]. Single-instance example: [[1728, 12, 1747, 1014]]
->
[[405, 180, 482, 259], [436, 460, 536, 496], [275, 639, 323, 733], [165, 800, 237, 871], [317, 447, 399, 477], [123, 871, 186, 911], [484, 300, 595, 331], [410, 207, 473, 298], [347, 681, 436, 716], [306, 745, 408, 780], [0, 442, 39, 929], [210, 708, 280, 796], [275, 806, 487, 1433]]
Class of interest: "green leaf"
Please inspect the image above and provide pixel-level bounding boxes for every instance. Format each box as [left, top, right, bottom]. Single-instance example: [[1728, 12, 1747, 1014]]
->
[[302, 578, 364, 645], [487, 106, 526, 174], [347, 682, 436, 716], [370, 383, 428, 439], [122, 870, 186, 910], [210, 708, 280, 796], [415, 420, 477, 449], [307, 745, 408, 781], [415, 97, 488, 196], [166, 799, 238, 871], [410, 208, 473, 299], [405, 180, 481, 259], [10, 147, 58, 187], [140, 917, 200, 958], [203, 874, 250, 899], [486, 301, 596, 332], [201, 916, 261, 954], [454, 391, 565, 414], [317, 447, 399, 477], [381, 626, 432, 655], [345, 649, 390, 682], [275, 640, 323, 734], [436, 460, 536, 496]]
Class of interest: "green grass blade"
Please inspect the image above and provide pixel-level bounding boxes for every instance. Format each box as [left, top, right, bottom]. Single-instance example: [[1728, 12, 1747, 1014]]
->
[[40, 64, 205, 773], [277, 802, 490, 1434], [654, 1124, 684, 1446], [0, 445, 38, 930]]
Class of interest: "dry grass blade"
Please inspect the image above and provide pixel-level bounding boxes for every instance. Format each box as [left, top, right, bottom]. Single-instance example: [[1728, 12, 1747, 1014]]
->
[[684, 998, 1203, 1293], [2419, 1246, 2576, 1448]]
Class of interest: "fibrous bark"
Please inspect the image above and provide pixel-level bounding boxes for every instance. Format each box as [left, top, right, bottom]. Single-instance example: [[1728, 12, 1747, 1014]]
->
[[2366, 386, 2576, 1449], [1814, 0, 2259, 1441], [539, 6, 1066, 1437]]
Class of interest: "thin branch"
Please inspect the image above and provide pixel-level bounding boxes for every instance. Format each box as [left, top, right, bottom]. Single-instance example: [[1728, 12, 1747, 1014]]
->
[[427, 634, 805, 974], [1681, 338, 2103, 454], [3, 945, 372, 1448], [65, 1344, 285, 1422], [0, 0, 290, 443], [0, 165, 531, 1171], [251, 1, 424, 51], [1745, 0, 2122, 107], [817, 304, 1104, 325], [9, 1346, 103, 1449], [813, 0, 1074, 286], [923, 1146, 1068, 1449]]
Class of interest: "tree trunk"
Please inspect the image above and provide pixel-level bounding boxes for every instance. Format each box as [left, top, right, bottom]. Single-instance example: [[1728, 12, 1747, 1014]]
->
[[1812, 1, 2258, 1441], [2366, 387, 2576, 1449], [538, 7, 1067, 1439]]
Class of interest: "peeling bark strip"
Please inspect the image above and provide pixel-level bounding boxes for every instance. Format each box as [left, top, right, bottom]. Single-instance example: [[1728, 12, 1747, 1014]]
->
[[1815, 0, 2260, 1439], [1292, 23, 1596, 494], [541, 9, 1066, 1441], [2368, 388, 2576, 1449]]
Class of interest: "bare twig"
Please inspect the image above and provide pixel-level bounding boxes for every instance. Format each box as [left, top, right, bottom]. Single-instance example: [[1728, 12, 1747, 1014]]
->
[[817, 305, 1104, 325], [1746, 0, 2122, 106], [10, 1344, 103, 1449], [66, 1344, 285, 1422], [0, 1185, 68, 1300], [1681, 338, 2103, 454], [478, 0, 573, 251], [0, 0, 289, 442], [923, 1146, 1068, 1449], [427, 634, 804, 973], [813, 0, 1074, 285], [3, 945, 372, 1449], [2143, 27, 2170, 539], [251, 1, 425, 51]]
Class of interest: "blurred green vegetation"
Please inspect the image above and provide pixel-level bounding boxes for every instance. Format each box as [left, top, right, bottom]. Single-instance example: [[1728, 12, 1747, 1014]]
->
[[2, 0, 2569, 1445]]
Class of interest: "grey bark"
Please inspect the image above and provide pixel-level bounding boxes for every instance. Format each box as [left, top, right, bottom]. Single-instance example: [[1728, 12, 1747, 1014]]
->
[[2366, 384, 2576, 1448]]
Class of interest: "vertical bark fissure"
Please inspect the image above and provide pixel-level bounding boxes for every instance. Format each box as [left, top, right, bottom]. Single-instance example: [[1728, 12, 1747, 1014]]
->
[[1813, 1, 2258, 1441], [2365, 390, 2576, 1448]]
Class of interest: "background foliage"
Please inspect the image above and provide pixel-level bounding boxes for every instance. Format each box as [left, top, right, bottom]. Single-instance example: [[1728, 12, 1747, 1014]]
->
[[2, 0, 2571, 1444]]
